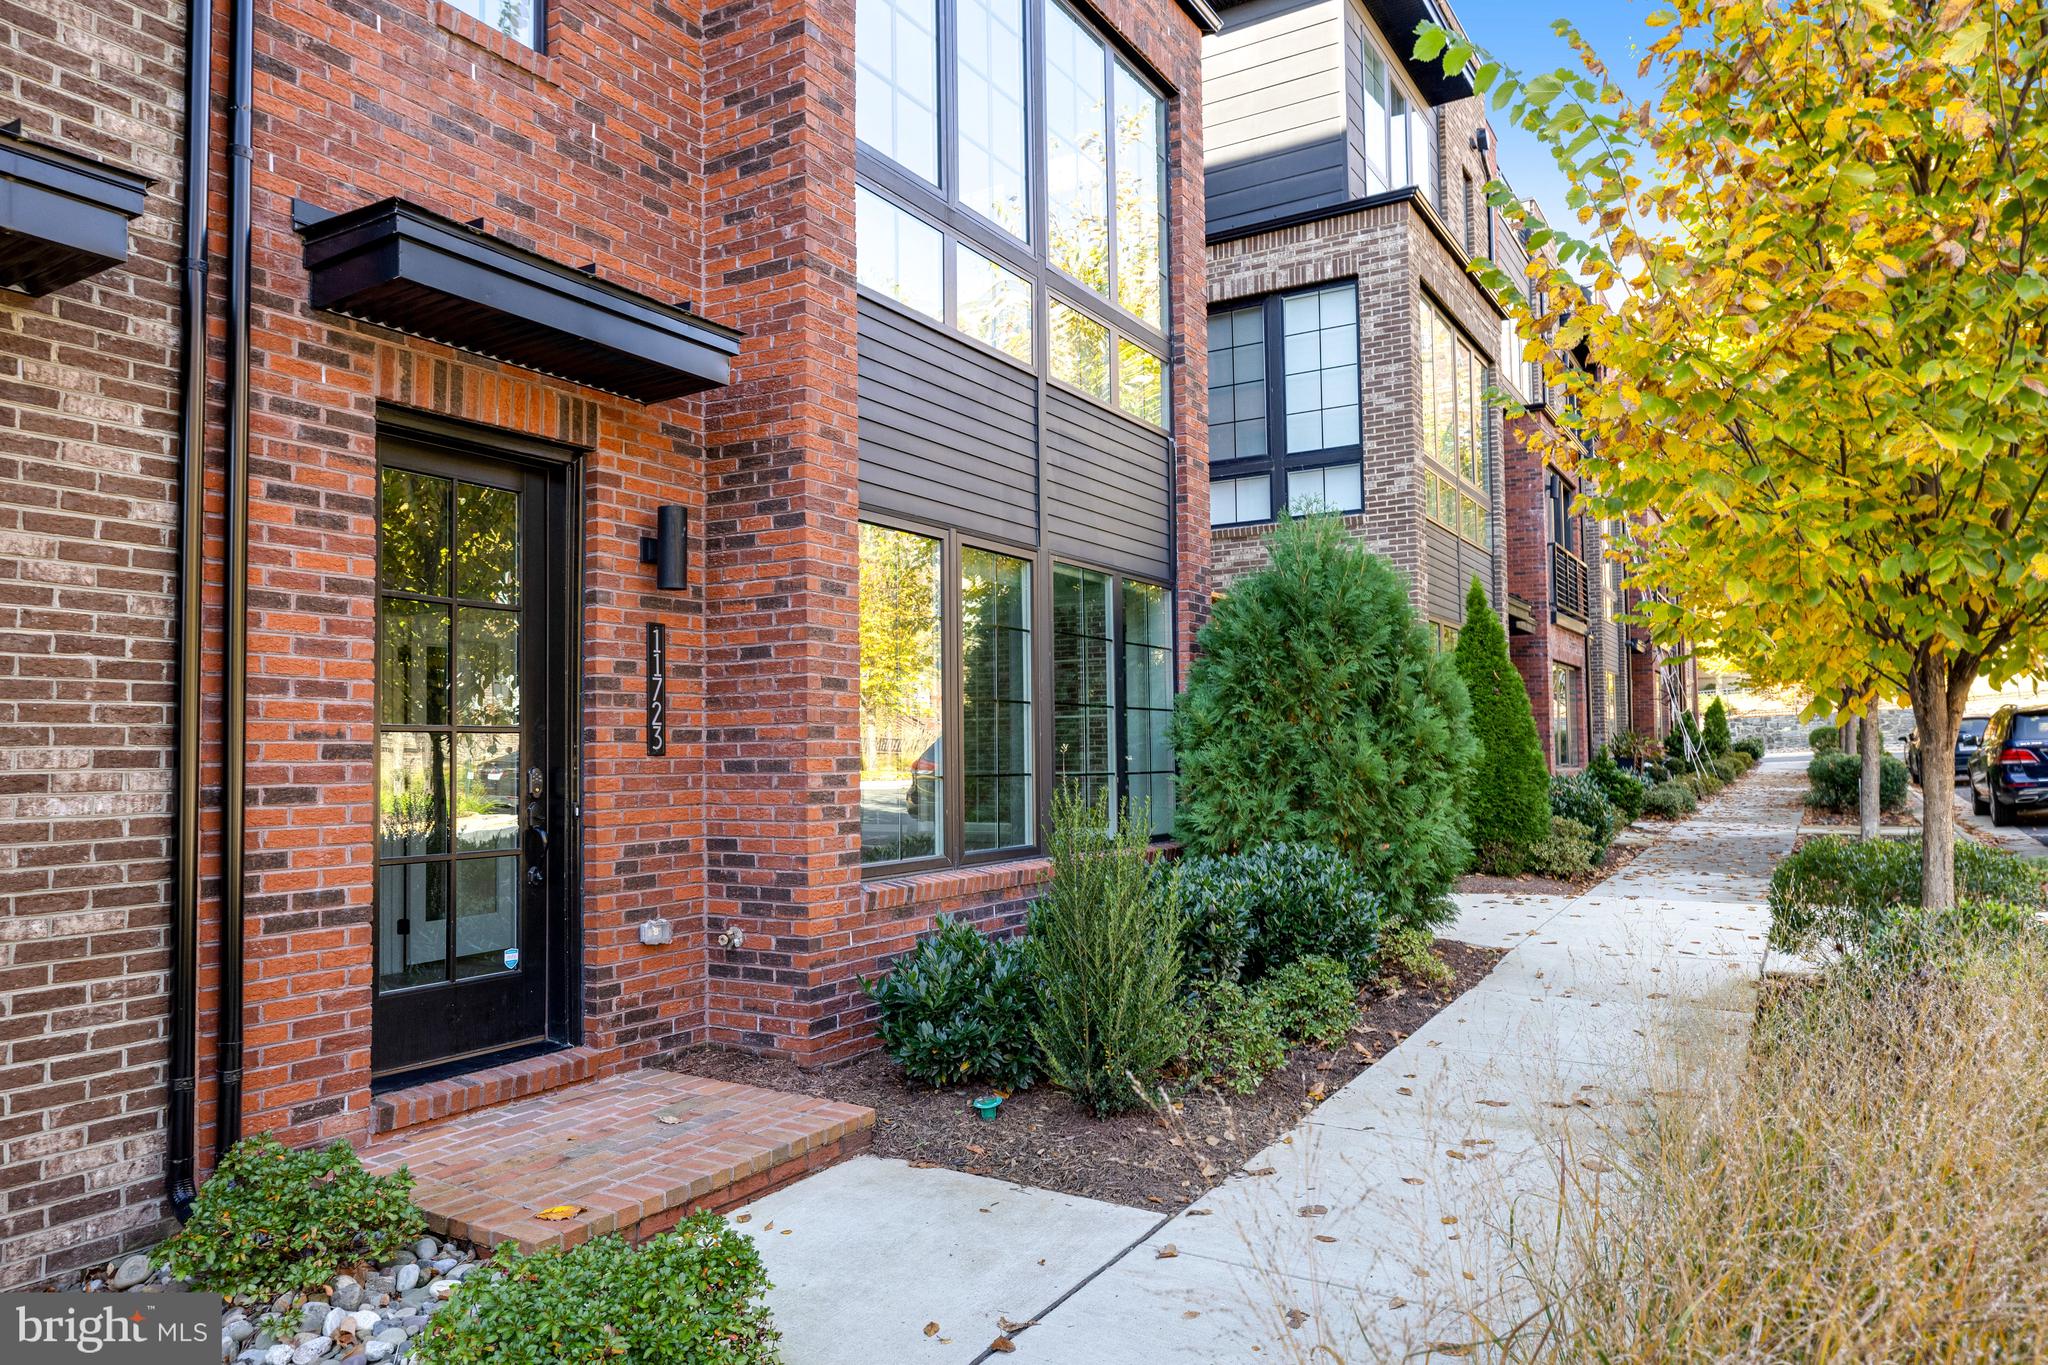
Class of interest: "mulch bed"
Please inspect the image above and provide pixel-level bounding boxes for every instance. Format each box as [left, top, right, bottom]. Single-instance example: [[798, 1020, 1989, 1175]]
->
[[662, 939, 1506, 1212], [1455, 833, 1648, 897]]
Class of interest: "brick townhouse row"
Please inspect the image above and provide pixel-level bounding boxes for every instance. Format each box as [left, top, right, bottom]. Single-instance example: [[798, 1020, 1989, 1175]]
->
[[0, 0, 1692, 1289], [0, 0, 1217, 1286], [1196, 0, 1693, 766]]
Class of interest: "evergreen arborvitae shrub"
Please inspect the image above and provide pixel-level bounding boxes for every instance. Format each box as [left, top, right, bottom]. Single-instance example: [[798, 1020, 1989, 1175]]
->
[[1170, 514, 1477, 933], [1451, 578, 1551, 873], [1029, 787, 1186, 1115], [1704, 696, 1733, 756]]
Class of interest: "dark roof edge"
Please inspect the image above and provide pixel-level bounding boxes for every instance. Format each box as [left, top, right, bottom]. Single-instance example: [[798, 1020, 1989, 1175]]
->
[[1178, 0, 1223, 34]]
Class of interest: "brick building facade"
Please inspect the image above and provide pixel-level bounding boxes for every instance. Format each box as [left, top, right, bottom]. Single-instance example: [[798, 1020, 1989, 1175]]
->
[[0, 0, 1214, 1287]]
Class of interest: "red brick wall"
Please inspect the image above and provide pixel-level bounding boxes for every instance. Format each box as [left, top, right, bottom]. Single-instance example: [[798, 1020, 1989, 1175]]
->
[[0, 0, 188, 1289]]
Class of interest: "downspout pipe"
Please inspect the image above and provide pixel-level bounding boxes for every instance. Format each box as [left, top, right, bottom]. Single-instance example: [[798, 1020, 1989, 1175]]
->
[[166, 0, 215, 1219], [218, 0, 254, 1156]]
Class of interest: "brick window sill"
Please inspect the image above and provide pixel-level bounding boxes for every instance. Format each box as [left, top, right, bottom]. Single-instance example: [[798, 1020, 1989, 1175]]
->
[[862, 855, 1053, 915], [430, 1, 558, 82]]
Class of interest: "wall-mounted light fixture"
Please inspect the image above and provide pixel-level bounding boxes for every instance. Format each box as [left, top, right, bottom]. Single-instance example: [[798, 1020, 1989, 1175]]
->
[[640, 504, 688, 591]]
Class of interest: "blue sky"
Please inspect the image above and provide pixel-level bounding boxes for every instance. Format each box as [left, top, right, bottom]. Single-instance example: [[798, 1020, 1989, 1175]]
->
[[1444, 0, 1660, 239]]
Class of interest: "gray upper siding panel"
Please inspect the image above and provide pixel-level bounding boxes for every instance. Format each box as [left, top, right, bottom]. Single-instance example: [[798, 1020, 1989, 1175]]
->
[[1203, 0, 1350, 235], [856, 296, 1037, 547], [1044, 389, 1172, 581]]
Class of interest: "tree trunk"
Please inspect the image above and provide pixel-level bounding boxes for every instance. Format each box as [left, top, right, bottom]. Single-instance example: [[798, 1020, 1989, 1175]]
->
[[1858, 702, 1882, 841], [1909, 654, 1969, 912]]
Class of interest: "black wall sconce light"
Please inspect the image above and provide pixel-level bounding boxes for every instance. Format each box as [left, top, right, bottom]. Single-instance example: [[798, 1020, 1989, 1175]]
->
[[640, 504, 688, 591]]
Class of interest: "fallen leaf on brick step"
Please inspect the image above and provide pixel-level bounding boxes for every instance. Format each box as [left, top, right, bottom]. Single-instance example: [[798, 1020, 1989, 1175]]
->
[[536, 1205, 582, 1221], [734, 1213, 751, 1223], [656, 1115, 682, 1126]]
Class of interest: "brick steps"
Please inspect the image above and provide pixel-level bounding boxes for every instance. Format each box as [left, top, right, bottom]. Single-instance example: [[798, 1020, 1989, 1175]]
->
[[372, 1046, 605, 1137], [362, 1069, 874, 1253]]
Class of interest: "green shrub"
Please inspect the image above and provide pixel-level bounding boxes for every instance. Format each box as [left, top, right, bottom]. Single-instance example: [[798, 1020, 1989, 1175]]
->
[[1703, 697, 1733, 756], [1866, 900, 2048, 978], [1452, 578, 1551, 866], [1768, 835, 2048, 958], [1234, 842, 1385, 981], [1374, 925, 1455, 989], [1527, 816, 1597, 879], [1810, 724, 1840, 754], [1587, 745, 1647, 821], [1735, 735, 1767, 761], [1030, 788, 1187, 1115], [862, 915, 1038, 1092], [1666, 711, 1707, 762], [1807, 751, 1908, 812], [1643, 760, 1671, 784], [414, 1217, 779, 1365], [1170, 514, 1477, 934], [1166, 855, 1255, 985], [1254, 956, 1360, 1046], [161, 1135, 422, 1300], [1183, 980, 1284, 1094], [1682, 769, 1725, 800], [1612, 729, 1662, 767], [1643, 781, 1696, 818], [1550, 772, 1617, 857], [1714, 753, 1746, 782]]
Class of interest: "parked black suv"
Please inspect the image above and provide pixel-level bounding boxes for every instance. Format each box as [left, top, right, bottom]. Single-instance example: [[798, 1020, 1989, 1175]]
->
[[1967, 704, 2048, 826], [1907, 714, 1988, 784]]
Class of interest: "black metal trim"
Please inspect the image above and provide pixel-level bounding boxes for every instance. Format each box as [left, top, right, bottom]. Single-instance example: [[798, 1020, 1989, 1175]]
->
[[0, 126, 152, 296], [293, 197, 740, 403], [165, 0, 215, 1222]]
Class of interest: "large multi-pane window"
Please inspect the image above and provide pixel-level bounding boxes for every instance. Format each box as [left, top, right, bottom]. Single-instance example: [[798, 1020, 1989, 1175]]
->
[[857, 0, 940, 183], [962, 549, 1033, 853], [1421, 299, 1489, 549], [956, 0, 1029, 239], [858, 524, 945, 865], [1051, 567, 1175, 835], [854, 0, 1170, 428], [1359, 20, 1439, 205], [864, 529, 1172, 869], [1122, 580, 1175, 835], [1207, 282, 1362, 526]]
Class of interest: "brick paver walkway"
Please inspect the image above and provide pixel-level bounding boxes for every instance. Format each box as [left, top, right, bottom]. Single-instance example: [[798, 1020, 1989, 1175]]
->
[[363, 1070, 873, 1252]]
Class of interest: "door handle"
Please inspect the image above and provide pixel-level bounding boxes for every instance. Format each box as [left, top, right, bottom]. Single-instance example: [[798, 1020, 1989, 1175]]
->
[[526, 824, 549, 884]]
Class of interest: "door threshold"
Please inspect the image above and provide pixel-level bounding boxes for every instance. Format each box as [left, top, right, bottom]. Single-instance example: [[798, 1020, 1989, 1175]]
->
[[370, 1036, 562, 1094]]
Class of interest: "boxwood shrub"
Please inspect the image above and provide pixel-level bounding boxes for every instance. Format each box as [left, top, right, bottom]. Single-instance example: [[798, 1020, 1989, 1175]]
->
[[1807, 751, 1908, 813], [1587, 746, 1647, 821], [1767, 834, 2048, 957], [1643, 781, 1696, 819], [414, 1217, 780, 1365]]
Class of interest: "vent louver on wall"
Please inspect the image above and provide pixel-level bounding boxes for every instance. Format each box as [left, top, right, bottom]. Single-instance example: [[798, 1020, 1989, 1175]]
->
[[293, 197, 740, 403], [0, 127, 151, 297]]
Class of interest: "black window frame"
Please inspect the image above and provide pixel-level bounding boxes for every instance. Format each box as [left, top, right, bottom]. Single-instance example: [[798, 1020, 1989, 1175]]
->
[[858, 513, 1176, 878], [852, 0, 1175, 431], [1206, 280, 1364, 529]]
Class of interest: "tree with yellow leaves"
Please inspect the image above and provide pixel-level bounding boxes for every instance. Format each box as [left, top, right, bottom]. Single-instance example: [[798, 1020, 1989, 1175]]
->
[[1422, 0, 2048, 908]]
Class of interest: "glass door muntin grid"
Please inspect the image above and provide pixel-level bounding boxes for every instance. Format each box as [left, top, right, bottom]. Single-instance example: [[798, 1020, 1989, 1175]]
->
[[375, 461, 531, 997]]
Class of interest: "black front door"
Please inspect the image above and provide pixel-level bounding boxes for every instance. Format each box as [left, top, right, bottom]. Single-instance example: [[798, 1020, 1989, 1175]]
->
[[372, 432, 572, 1079]]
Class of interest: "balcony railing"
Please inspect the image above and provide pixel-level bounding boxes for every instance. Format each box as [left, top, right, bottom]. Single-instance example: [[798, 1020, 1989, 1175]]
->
[[1552, 544, 1590, 622]]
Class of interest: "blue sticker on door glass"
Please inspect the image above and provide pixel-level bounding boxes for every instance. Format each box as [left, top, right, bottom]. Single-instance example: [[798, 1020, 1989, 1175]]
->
[[503, 948, 520, 970]]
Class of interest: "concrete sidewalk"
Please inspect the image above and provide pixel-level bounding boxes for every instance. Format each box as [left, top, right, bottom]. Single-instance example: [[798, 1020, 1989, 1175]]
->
[[1003, 756, 1807, 1363]]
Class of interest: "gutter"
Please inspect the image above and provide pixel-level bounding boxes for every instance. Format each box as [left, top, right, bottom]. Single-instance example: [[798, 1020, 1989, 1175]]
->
[[218, 0, 254, 1156], [165, 0, 214, 1220]]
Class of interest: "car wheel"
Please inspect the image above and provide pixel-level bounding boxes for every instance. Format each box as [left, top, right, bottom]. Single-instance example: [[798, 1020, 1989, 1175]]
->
[[1974, 781, 1990, 815], [1993, 791, 2016, 827]]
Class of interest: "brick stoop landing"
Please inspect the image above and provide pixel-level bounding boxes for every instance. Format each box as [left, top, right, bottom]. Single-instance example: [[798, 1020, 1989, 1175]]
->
[[362, 1070, 874, 1253]]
